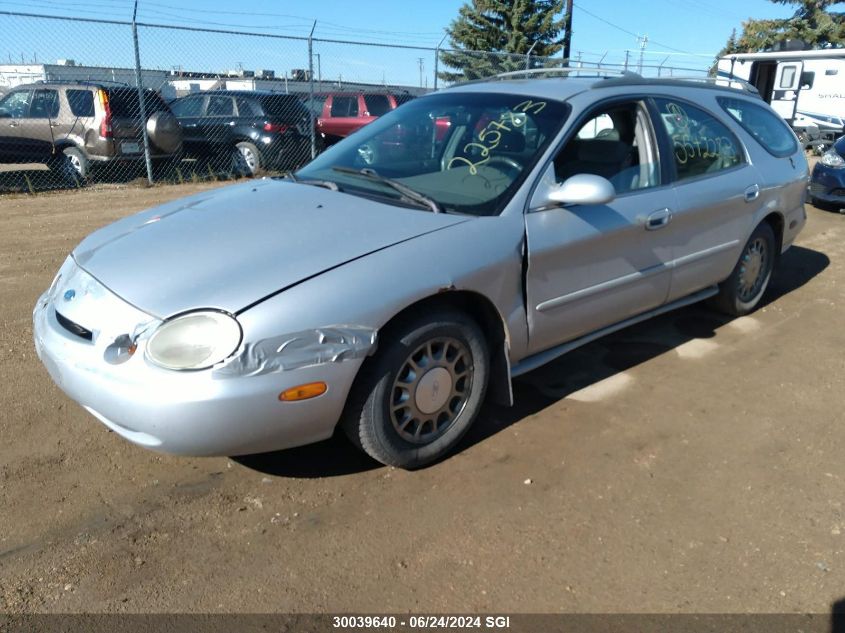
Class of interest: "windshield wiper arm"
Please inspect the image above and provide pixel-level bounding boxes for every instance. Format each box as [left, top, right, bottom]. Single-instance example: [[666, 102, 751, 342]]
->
[[332, 166, 441, 213], [282, 171, 340, 191]]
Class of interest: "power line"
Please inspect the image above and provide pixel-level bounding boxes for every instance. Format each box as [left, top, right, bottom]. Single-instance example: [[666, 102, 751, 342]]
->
[[572, 2, 695, 55]]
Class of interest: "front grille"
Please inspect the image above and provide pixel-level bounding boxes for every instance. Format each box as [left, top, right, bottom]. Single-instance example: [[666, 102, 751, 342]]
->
[[55, 310, 93, 341]]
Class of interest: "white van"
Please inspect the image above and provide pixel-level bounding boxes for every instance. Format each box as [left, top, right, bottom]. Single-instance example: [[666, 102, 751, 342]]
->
[[717, 48, 845, 148]]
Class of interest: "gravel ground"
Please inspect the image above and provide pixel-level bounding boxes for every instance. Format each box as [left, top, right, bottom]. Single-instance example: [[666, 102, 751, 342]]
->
[[0, 180, 843, 615]]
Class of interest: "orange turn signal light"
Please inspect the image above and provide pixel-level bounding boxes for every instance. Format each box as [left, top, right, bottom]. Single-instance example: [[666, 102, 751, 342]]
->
[[279, 382, 328, 402]]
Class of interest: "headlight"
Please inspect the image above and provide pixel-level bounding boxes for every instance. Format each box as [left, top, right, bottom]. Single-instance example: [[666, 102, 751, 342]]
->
[[146, 311, 242, 370], [821, 149, 845, 168]]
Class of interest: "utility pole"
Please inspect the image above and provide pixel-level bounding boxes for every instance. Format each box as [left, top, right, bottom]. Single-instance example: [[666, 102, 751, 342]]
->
[[562, 0, 573, 67], [637, 34, 648, 74], [418, 57, 424, 88]]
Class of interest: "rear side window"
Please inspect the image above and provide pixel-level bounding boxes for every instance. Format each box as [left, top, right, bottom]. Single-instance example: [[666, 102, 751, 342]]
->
[[654, 98, 743, 181], [67, 90, 94, 117], [30, 89, 59, 118], [330, 96, 358, 117], [236, 97, 262, 117], [717, 96, 797, 157], [206, 96, 234, 116], [364, 94, 391, 116]]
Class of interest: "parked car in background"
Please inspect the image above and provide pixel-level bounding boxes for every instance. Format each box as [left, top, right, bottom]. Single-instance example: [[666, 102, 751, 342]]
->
[[33, 71, 806, 469], [809, 135, 845, 208], [308, 91, 415, 145], [169, 90, 311, 175], [0, 82, 182, 178]]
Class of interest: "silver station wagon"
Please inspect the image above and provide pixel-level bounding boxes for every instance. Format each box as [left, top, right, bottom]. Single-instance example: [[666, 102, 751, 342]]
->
[[33, 70, 808, 468]]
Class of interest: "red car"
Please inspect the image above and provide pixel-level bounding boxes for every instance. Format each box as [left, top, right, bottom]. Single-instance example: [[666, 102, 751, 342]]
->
[[309, 92, 414, 145]]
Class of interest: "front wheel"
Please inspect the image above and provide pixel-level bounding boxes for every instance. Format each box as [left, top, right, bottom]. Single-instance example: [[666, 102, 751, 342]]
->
[[710, 222, 776, 316], [342, 310, 489, 469]]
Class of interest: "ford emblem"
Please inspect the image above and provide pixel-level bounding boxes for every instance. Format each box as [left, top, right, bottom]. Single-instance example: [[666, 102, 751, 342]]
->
[[63, 289, 76, 302]]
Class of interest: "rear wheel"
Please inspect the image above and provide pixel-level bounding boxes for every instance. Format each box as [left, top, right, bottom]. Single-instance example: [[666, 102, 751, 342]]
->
[[62, 147, 88, 179], [342, 310, 489, 469], [710, 222, 776, 316], [234, 141, 260, 176]]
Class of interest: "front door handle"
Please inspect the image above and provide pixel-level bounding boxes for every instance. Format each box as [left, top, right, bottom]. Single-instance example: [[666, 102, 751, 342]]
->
[[745, 184, 760, 202], [8, 122, 19, 128], [645, 208, 673, 230]]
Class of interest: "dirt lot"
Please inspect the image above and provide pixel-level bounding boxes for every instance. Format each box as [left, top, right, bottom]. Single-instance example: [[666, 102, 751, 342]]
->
[[0, 181, 844, 616]]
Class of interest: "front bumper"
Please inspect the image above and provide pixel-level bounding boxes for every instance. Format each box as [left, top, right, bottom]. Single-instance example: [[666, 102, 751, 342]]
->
[[809, 162, 845, 205], [32, 258, 358, 456]]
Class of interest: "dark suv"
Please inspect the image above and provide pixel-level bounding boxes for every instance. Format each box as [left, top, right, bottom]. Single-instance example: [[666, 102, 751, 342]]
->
[[0, 82, 182, 178], [169, 90, 312, 175]]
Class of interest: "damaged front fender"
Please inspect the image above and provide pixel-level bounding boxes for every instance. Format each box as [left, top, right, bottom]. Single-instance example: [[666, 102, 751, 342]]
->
[[213, 325, 377, 378]]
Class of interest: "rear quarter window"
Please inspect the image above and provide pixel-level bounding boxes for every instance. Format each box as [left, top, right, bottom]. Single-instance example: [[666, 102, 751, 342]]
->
[[260, 95, 308, 120], [363, 94, 391, 116], [67, 90, 95, 117], [717, 96, 797, 157]]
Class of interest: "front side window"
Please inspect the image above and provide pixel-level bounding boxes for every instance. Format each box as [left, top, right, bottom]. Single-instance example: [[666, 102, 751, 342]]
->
[[297, 92, 568, 216], [718, 96, 797, 157], [0, 90, 32, 118], [654, 98, 743, 181], [554, 101, 660, 194]]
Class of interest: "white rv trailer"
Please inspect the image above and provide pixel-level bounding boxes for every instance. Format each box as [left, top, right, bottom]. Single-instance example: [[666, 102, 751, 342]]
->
[[717, 48, 845, 147]]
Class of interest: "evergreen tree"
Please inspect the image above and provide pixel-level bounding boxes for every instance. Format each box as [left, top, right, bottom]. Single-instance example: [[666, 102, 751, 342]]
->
[[718, 0, 845, 54], [438, 0, 566, 83]]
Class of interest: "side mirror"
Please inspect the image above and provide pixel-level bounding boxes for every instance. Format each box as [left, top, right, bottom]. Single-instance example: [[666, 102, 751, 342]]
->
[[546, 174, 616, 206]]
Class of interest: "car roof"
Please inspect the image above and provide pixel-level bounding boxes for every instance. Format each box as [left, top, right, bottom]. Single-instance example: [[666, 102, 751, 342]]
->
[[180, 90, 303, 99], [442, 72, 761, 102]]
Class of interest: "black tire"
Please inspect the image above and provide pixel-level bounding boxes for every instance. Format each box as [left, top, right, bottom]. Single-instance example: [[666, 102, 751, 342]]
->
[[342, 309, 490, 469], [234, 141, 261, 176], [62, 146, 89, 180], [710, 221, 776, 316]]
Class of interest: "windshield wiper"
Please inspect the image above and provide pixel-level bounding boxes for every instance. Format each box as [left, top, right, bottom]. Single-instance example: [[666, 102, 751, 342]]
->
[[331, 166, 442, 213], [282, 171, 341, 191]]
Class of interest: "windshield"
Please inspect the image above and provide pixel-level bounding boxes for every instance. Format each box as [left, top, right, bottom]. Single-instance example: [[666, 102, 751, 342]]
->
[[296, 91, 568, 216]]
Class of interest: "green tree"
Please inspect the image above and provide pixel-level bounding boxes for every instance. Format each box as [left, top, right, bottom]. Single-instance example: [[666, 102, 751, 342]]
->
[[438, 0, 566, 83], [718, 0, 845, 54]]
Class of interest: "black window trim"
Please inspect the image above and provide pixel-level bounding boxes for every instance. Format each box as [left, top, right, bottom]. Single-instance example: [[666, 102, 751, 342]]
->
[[716, 95, 798, 158]]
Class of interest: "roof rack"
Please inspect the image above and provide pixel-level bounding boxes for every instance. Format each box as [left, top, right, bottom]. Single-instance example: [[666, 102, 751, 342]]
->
[[30, 78, 133, 88], [659, 75, 759, 94], [597, 75, 760, 95], [492, 66, 641, 80]]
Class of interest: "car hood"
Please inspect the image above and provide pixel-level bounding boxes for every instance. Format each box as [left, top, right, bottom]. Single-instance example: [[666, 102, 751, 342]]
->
[[73, 179, 469, 317]]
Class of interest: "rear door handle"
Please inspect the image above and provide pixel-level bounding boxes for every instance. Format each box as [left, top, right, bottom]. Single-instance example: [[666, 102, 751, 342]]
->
[[8, 122, 19, 127], [645, 208, 673, 230], [745, 184, 760, 202]]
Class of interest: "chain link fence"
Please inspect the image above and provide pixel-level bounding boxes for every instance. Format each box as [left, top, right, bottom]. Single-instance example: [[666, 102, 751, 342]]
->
[[0, 10, 709, 193]]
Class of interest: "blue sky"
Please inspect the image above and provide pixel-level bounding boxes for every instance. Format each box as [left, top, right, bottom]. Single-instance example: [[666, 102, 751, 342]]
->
[[0, 0, 799, 85]]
